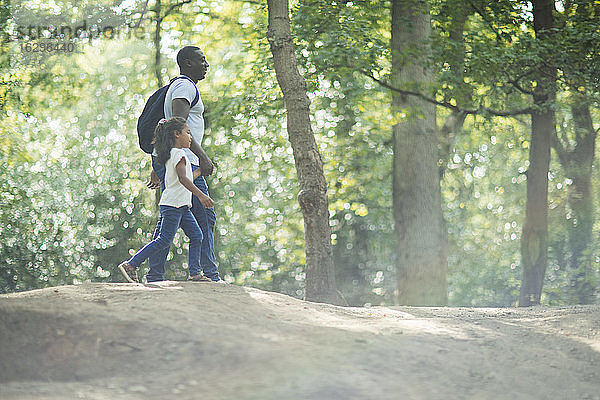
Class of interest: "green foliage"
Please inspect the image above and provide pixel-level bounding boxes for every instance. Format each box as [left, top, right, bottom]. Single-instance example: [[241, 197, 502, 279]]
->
[[443, 116, 527, 306], [293, 0, 390, 75]]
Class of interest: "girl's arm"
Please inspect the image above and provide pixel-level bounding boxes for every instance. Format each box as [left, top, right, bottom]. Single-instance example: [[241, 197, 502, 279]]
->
[[175, 157, 214, 208]]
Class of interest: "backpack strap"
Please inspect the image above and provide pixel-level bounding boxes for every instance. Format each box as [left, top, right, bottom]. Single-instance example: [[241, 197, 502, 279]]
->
[[169, 75, 200, 108]]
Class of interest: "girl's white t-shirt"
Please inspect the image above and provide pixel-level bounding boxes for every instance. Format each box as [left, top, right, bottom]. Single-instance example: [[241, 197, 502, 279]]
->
[[159, 148, 193, 208]]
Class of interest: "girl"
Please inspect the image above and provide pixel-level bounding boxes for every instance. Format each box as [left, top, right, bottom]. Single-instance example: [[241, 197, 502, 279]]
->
[[118, 117, 214, 283]]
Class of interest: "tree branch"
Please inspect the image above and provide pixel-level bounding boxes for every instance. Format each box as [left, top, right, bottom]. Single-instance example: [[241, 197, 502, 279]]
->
[[132, 0, 150, 28], [163, 0, 193, 18], [507, 77, 535, 95], [134, 1, 245, 29], [359, 70, 532, 117], [234, 0, 264, 5], [465, 0, 505, 43]]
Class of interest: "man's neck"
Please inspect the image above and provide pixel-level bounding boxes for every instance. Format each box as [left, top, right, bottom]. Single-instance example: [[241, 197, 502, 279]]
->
[[179, 72, 198, 84]]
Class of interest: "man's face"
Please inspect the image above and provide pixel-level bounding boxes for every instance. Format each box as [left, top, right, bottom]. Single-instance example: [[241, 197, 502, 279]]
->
[[187, 49, 209, 81]]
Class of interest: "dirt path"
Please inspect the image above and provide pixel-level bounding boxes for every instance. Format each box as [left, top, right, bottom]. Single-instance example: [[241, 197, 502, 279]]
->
[[1, 282, 599, 400]]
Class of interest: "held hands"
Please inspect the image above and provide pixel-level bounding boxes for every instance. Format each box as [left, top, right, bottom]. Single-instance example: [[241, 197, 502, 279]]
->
[[193, 163, 216, 180], [147, 169, 161, 190], [197, 151, 215, 176], [189, 138, 215, 176], [197, 158, 215, 176]]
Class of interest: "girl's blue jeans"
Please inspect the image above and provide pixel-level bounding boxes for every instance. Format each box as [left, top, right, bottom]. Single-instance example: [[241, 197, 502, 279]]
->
[[147, 157, 220, 282], [128, 205, 203, 276]]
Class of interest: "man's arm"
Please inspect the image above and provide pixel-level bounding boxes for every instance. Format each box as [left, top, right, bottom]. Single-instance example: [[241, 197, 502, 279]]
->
[[171, 97, 191, 119], [172, 98, 214, 176]]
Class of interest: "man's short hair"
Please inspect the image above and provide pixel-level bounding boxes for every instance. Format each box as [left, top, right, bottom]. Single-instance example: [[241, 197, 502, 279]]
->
[[177, 46, 201, 68]]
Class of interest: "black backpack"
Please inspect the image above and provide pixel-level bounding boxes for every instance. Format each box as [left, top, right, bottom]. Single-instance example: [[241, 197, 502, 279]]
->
[[136, 76, 200, 154]]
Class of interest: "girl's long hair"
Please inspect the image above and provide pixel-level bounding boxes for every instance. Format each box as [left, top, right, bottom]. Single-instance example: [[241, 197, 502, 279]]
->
[[152, 117, 187, 165]]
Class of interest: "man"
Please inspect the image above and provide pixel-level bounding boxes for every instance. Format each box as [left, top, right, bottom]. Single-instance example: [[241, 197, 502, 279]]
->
[[146, 46, 224, 283]]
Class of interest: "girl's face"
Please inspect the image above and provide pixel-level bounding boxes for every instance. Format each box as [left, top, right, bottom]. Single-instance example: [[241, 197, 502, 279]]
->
[[174, 124, 192, 148]]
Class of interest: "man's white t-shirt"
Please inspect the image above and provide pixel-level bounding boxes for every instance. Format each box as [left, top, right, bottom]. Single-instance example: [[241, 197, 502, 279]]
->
[[160, 148, 193, 208], [163, 76, 204, 166]]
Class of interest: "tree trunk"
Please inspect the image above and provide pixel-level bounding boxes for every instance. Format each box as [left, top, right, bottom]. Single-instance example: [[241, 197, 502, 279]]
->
[[266, 0, 341, 305], [151, 0, 163, 208], [552, 97, 597, 304], [519, 0, 556, 306], [391, 0, 447, 305], [153, 0, 163, 88], [567, 102, 596, 304]]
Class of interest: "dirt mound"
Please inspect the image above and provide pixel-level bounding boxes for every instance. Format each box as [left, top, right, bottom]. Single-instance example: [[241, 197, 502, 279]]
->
[[1, 282, 599, 399]]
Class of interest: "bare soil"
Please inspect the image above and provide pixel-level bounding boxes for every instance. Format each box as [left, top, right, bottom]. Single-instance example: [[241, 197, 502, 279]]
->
[[1, 282, 599, 400]]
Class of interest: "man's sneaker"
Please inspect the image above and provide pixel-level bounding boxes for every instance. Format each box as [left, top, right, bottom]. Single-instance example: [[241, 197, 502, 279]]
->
[[188, 274, 212, 282], [215, 279, 229, 284], [118, 261, 139, 283]]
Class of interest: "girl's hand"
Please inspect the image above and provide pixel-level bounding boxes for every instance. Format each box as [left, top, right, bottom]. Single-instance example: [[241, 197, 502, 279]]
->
[[198, 193, 214, 208]]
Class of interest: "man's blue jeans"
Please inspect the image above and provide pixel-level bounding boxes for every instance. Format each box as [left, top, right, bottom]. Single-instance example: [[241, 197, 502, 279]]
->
[[147, 158, 220, 282], [128, 205, 203, 276]]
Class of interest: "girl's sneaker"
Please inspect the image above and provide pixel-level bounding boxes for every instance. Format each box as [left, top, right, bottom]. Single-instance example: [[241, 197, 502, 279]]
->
[[118, 261, 139, 283]]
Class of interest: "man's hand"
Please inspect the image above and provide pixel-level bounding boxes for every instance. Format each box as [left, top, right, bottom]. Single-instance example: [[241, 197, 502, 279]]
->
[[146, 169, 161, 190], [197, 155, 215, 176], [188, 136, 214, 176]]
